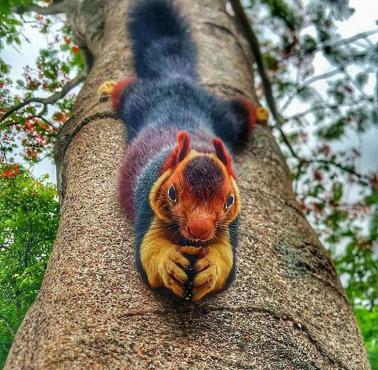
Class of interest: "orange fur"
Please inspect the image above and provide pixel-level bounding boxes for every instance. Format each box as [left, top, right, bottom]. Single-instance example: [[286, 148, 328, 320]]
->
[[149, 169, 173, 222], [139, 218, 233, 300], [163, 131, 191, 172], [213, 138, 236, 178], [111, 77, 136, 109], [145, 132, 240, 300], [150, 148, 240, 243], [192, 233, 233, 301], [140, 218, 189, 298]]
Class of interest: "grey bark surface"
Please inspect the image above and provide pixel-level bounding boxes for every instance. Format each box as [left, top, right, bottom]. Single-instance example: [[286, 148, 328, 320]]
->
[[5, 0, 370, 369]]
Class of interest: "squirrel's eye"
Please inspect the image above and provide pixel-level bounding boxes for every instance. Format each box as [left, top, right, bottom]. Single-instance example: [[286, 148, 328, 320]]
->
[[167, 185, 177, 203], [225, 194, 234, 210]]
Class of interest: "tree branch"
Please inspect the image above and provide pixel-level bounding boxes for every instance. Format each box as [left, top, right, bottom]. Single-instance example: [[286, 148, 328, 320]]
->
[[284, 100, 369, 123], [278, 128, 370, 184], [230, 0, 377, 129], [312, 159, 370, 183], [15, 1, 66, 15], [230, 1, 371, 186], [230, 0, 285, 127], [277, 127, 300, 160], [0, 73, 85, 127], [280, 68, 342, 112], [286, 29, 378, 59]]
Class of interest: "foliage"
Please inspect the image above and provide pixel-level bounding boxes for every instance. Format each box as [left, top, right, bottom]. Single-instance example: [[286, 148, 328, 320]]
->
[[246, 0, 377, 365], [0, 166, 59, 367], [354, 306, 378, 369], [0, 1, 83, 163]]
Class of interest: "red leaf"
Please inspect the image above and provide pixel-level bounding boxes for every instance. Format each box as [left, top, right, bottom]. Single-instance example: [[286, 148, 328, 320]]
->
[[72, 45, 79, 55], [0, 164, 20, 178], [313, 170, 322, 181]]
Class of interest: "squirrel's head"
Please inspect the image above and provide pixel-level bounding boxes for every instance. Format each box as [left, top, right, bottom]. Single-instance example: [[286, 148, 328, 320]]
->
[[150, 131, 240, 243]]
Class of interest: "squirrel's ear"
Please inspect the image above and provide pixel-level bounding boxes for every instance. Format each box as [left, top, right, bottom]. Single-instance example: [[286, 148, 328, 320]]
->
[[163, 131, 191, 170], [213, 138, 235, 178]]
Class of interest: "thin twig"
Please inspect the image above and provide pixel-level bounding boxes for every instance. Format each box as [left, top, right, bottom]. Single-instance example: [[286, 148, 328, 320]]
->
[[280, 68, 342, 112], [0, 73, 85, 127], [344, 70, 370, 100], [230, 0, 285, 127], [15, 1, 66, 15], [286, 29, 378, 59], [285, 100, 371, 123], [278, 128, 370, 183], [229, 1, 371, 185], [311, 159, 370, 182], [277, 127, 301, 160]]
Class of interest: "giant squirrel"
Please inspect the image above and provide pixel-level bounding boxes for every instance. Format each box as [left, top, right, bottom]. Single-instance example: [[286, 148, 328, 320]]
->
[[99, 0, 268, 301]]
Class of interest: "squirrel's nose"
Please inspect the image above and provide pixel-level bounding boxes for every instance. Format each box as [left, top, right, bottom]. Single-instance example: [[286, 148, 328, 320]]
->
[[187, 217, 213, 240]]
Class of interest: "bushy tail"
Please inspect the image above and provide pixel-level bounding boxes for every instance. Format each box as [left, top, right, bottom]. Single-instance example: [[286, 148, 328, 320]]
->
[[127, 0, 197, 80]]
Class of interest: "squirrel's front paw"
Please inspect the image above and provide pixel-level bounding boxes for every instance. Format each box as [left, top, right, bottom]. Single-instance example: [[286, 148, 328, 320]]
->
[[98, 80, 117, 96], [158, 247, 189, 298], [192, 250, 229, 301]]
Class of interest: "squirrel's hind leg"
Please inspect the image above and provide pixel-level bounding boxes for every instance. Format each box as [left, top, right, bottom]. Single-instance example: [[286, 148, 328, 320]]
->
[[230, 98, 269, 140], [232, 98, 269, 131], [210, 97, 269, 149], [98, 77, 137, 110]]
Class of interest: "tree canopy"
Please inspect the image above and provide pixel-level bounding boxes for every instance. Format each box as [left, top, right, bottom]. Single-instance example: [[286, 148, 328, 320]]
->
[[0, 167, 59, 367], [0, 0, 377, 368]]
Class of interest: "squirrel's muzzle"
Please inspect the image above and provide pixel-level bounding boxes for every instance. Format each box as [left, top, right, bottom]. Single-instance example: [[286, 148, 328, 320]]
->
[[186, 216, 214, 241]]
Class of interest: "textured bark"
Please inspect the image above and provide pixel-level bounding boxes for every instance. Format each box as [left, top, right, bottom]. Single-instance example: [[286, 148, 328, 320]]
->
[[5, 0, 369, 369]]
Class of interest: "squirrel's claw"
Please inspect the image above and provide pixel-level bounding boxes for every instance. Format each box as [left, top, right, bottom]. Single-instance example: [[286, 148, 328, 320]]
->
[[256, 107, 269, 125], [192, 262, 218, 301], [98, 77, 137, 108], [158, 247, 189, 298], [191, 254, 219, 301], [98, 80, 117, 97], [191, 246, 232, 301]]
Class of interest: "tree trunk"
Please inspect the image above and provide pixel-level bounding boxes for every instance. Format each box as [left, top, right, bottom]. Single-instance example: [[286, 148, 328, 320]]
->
[[5, 0, 370, 369]]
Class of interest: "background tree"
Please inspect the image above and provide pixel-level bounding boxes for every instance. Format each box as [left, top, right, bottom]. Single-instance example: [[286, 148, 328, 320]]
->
[[232, 0, 378, 365], [0, 167, 59, 368], [0, 0, 376, 368]]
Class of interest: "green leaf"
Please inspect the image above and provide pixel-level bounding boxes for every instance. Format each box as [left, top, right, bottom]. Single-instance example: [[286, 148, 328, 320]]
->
[[332, 182, 343, 202], [317, 119, 346, 139], [0, 167, 59, 366], [302, 35, 317, 53]]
